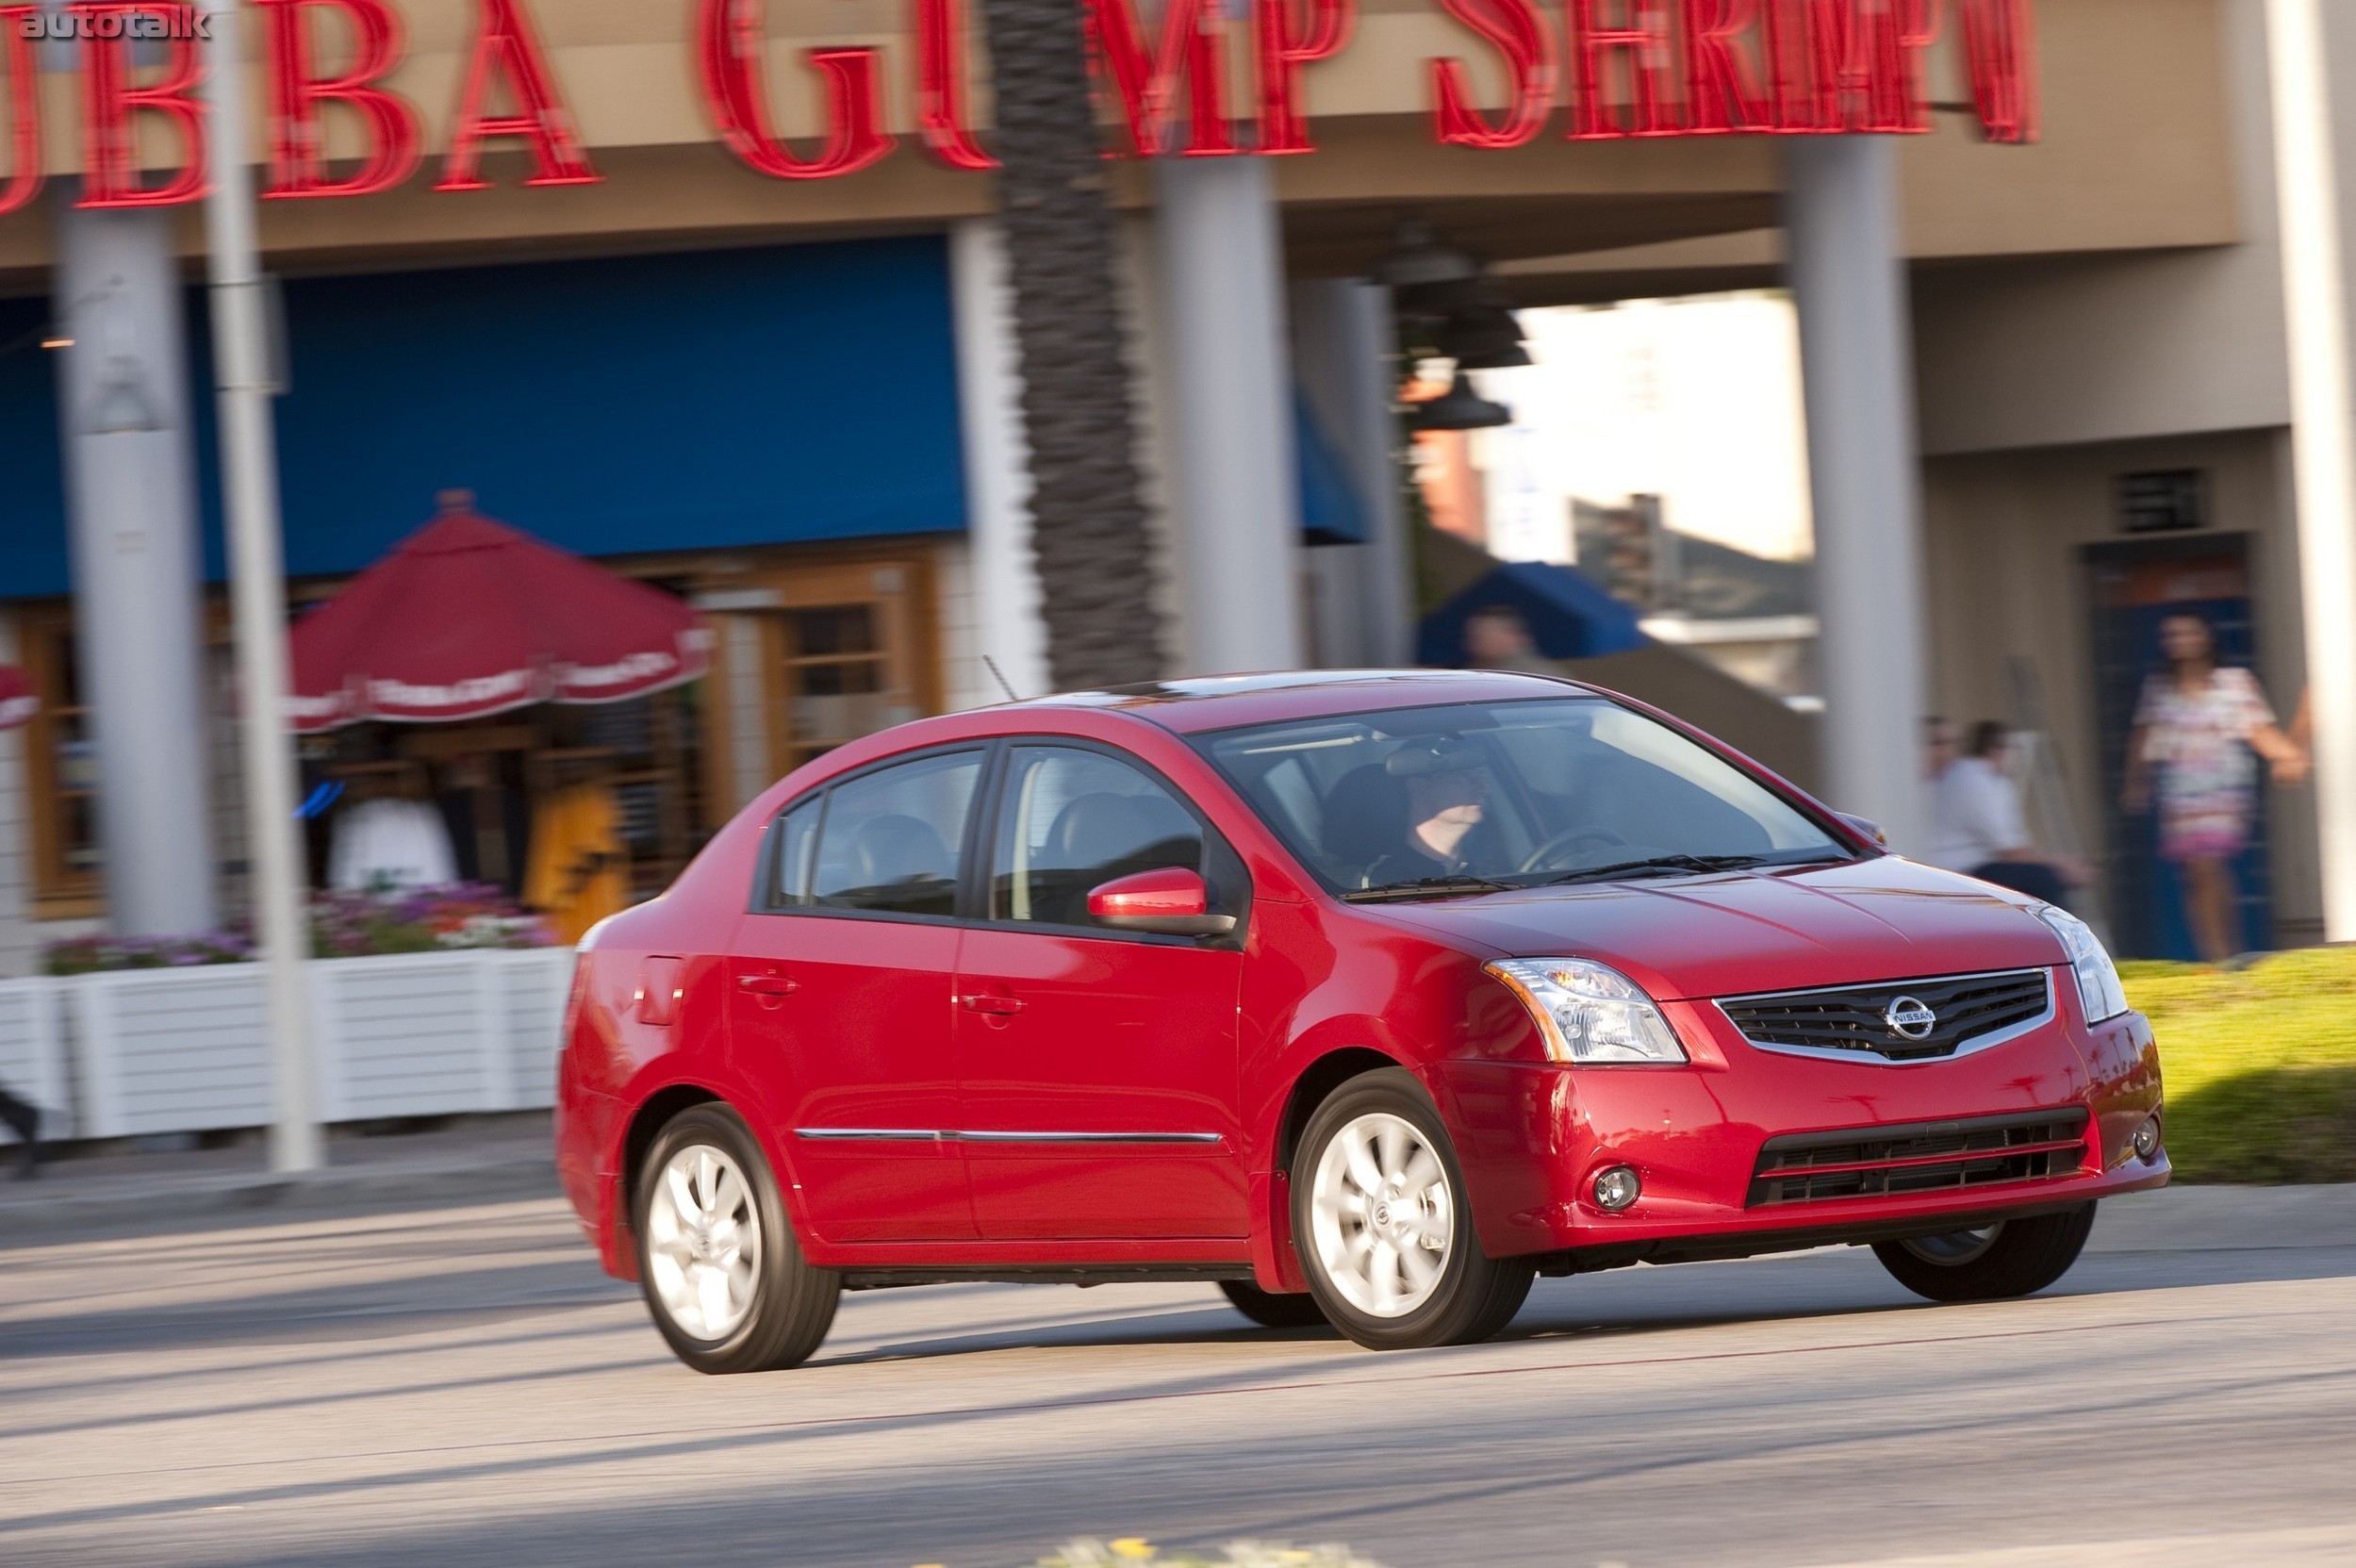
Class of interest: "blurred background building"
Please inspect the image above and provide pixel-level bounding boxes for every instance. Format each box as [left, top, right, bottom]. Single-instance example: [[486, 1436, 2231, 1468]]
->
[[0, 0, 2346, 968]]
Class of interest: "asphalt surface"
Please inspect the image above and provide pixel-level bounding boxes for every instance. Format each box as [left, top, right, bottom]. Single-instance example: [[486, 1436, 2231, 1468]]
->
[[1, 1186, 2350, 1568]]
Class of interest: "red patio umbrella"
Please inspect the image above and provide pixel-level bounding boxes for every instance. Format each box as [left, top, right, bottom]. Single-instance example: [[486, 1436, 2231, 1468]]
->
[[288, 492, 713, 733], [0, 665, 34, 731]]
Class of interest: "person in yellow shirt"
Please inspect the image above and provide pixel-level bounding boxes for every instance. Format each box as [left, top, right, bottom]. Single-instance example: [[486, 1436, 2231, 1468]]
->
[[524, 783, 630, 944]]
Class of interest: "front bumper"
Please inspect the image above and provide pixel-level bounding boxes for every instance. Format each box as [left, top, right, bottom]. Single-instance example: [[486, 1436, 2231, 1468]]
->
[[1436, 994, 2166, 1262]]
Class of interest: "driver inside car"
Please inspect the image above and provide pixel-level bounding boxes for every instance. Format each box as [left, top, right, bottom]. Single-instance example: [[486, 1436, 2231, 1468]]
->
[[1360, 741, 1497, 888]]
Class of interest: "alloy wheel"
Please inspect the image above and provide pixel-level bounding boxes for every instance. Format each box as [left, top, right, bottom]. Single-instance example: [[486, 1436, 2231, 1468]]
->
[[645, 1143, 764, 1341], [1308, 1111, 1457, 1318]]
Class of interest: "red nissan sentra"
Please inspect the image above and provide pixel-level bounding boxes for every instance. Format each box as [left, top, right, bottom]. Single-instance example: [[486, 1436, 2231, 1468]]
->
[[554, 670, 2167, 1373]]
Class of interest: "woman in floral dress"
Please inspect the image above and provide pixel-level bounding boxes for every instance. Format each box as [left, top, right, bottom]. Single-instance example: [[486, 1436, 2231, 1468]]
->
[[2123, 613, 2306, 963]]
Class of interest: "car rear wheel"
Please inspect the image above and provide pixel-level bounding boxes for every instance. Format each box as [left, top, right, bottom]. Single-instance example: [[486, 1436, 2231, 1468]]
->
[[1291, 1068, 1534, 1351], [634, 1103, 839, 1374], [1871, 1203, 2098, 1303], [1218, 1279, 1332, 1329]]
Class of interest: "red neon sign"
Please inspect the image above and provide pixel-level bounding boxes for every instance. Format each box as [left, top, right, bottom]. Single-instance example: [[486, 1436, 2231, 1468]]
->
[[1961, 0, 2035, 143], [436, 0, 599, 190], [915, 0, 995, 170], [1430, 0, 1555, 150], [0, 0, 2038, 213], [1567, 0, 1677, 140], [699, 0, 893, 180], [0, 6, 40, 216], [1084, 0, 1238, 157], [74, 2, 207, 208], [1256, 0, 1353, 156], [256, 0, 420, 199]]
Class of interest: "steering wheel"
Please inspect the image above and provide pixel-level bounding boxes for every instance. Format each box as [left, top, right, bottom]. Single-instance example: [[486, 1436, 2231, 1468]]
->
[[1517, 826, 1630, 875]]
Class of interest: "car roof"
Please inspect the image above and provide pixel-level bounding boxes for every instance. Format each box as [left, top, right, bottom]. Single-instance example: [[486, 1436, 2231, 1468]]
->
[[1003, 668, 1597, 734]]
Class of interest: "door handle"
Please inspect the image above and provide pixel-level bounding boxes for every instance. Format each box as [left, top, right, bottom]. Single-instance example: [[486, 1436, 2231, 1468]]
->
[[959, 994, 1025, 1015], [737, 974, 799, 997]]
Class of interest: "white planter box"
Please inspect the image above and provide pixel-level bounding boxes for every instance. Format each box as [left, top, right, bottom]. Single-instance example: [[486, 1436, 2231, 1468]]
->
[[74, 966, 272, 1139], [497, 948, 577, 1111], [66, 947, 578, 1140], [0, 977, 68, 1142]]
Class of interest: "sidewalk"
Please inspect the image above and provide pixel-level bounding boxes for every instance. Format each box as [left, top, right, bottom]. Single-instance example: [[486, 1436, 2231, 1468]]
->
[[0, 1112, 558, 1241]]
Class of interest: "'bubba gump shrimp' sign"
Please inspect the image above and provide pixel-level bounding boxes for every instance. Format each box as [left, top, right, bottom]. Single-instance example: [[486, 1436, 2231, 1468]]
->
[[0, 0, 2037, 215]]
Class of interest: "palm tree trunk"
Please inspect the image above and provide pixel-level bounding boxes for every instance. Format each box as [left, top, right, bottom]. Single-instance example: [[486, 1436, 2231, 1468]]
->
[[974, 0, 1165, 689]]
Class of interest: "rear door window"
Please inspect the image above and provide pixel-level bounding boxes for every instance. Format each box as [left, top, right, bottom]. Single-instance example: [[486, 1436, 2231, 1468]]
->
[[790, 750, 983, 917]]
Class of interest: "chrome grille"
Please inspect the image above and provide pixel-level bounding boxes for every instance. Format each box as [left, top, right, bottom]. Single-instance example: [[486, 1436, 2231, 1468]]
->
[[1717, 968, 2052, 1064]]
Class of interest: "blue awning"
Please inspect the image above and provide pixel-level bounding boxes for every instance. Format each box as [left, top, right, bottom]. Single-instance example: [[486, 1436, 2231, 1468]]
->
[[0, 237, 970, 599], [1417, 560, 1649, 666]]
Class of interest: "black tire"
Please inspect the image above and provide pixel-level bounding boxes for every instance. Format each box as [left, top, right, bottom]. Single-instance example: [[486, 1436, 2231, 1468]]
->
[[1218, 1279, 1333, 1330], [1290, 1067, 1536, 1351], [634, 1103, 840, 1374], [1872, 1203, 2097, 1303]]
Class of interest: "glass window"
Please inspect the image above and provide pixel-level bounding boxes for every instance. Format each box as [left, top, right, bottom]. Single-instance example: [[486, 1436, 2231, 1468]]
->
[[991, 747, 1207, 927], [20, 608, 102, 908], [766, 797, 821, 906], [806, 751, 982, 916], [1195, 699, 1850, 894]]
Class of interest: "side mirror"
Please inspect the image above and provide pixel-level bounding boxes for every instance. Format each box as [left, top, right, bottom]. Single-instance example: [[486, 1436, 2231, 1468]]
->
[[1085, 867, 1237, 937], [1836, 812, 1888, 849]]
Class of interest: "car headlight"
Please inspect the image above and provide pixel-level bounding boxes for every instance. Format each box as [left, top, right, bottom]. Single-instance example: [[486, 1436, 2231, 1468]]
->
[[2036, 906, 2129, 1025], [1485, 958, 1689, 1065]]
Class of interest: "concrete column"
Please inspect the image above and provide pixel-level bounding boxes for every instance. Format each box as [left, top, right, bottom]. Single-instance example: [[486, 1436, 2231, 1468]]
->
[[1785, 138, 1929, 850], [52, 199, 219, 937], [948, 219, 1051, 702], [2265, 0, 2356, 941], [1152, 157, 1306, 675], [1292, 279, 1415, 668]]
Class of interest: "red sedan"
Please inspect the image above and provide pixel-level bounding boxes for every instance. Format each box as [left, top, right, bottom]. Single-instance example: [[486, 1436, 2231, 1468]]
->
[[554, 670, 2167, 1373]]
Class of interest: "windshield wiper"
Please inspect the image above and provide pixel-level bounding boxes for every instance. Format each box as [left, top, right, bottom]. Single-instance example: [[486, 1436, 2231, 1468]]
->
[[1343, 875, 1522, 903], [1541, 852, 1777, 886]]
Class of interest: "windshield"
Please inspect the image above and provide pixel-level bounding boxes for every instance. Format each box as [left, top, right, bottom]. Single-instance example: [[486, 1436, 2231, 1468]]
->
[[1194, 698, 1853, 897]]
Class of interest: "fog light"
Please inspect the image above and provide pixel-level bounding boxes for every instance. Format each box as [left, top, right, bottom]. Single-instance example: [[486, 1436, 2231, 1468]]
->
[[1592, 1165, 1641, 1212], [2133, 1116, 2162, 1163]]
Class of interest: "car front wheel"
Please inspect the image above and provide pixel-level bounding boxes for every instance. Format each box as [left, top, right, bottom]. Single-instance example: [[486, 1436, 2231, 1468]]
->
[[634, 1103, 840, 1374], [1291, 1068, 1533, 1351], [1871, 1203, 2097, 1303]]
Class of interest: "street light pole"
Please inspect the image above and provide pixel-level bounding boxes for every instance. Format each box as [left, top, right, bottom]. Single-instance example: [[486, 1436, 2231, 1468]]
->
[[2265, 0, 2356, 945], [201, 0, 320, 1171]]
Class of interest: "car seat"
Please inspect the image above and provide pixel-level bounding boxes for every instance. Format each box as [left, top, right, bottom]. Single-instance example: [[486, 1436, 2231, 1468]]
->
[[848, 813, 952, 892], [1319, 765, 1409, 888]]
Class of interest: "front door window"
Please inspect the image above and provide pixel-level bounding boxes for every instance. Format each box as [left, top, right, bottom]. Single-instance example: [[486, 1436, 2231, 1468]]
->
[[989, 747, 1210, 926]]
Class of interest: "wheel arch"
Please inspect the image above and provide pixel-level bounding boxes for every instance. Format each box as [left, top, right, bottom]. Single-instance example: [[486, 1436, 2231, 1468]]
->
[[1275, 1046, 1409, 1173], [612, 1082, 727, 1278]]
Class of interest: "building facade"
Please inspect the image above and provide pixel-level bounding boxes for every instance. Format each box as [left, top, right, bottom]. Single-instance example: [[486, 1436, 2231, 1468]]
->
[[0, 0, 2343, 968]]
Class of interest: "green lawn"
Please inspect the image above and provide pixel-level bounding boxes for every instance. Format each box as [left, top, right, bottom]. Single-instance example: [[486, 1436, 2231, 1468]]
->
[[2123, 948, 2356, 1183]]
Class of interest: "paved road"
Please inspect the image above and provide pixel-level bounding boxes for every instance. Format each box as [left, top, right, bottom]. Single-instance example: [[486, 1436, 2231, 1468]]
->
[[2, 1187, 2351, 1568]]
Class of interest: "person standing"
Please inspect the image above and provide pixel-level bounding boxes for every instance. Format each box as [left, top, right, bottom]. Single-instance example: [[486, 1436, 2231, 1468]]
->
[[1923, 715, 1958, 781], [0, 1080, 41, 1180], [1462, 605, 1564, 677], [1928, 721, 2087, 907], [2123, 611, 2307, 964]]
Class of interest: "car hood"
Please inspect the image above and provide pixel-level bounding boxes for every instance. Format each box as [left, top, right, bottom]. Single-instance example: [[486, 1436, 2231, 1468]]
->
[[1351, 856, 2065, 1000]]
